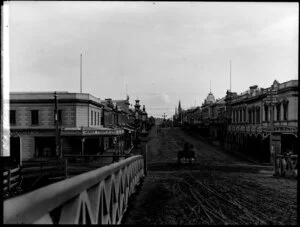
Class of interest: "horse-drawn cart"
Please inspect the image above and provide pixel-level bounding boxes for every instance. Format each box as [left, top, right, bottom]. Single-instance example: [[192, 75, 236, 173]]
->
[[178, 142, 196, 164]]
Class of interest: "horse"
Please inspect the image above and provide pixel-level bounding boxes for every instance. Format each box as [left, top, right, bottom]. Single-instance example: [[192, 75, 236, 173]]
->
[[178, 143, 196, 165]]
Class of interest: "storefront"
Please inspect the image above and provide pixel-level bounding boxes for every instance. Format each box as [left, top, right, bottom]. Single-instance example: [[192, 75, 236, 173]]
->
[[60, 127, 125, 156]]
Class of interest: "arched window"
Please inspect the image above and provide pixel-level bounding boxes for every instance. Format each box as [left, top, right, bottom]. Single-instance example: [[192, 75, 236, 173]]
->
[[234, 110, 236, 123], [276, 103, 281, 121], [248, 109, 252, 124], [256, 107, 260, 124], [283, 100, 289, 120], [252, 107, 256, 124], [240, 109, 242, 122], [264, 105, 268, 122]]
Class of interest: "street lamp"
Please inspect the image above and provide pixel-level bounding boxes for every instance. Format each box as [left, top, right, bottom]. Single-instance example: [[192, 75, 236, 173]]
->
[[141, 106, 147, 134], [140, 106, 148, 176]]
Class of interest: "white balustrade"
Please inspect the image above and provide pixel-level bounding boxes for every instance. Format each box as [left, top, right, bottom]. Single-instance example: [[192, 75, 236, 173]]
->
[[4, 155, 144, 224]]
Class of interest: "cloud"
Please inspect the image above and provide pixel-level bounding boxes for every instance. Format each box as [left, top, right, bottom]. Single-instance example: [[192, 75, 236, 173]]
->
[[9, 2, 298, 118]]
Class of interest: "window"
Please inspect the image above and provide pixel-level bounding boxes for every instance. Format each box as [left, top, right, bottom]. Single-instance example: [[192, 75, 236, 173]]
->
[[240, 109, 242, 122], [91, 111, 93, 125], [235, 110, 237, 123], [248, 109, 251, 124], [243, 108, 246, 122], [264, 105, 268, 122], [256, 108, 260, 124], [95, 111, 97, 126], [10, 110, 16, 125], [276, 104, 281, 121], [101, 110, 104, 126], [54, 110, 62, 124], [31, 110, 39, 125], [98, 112, 100, 125], [283, 101, 288, 120]]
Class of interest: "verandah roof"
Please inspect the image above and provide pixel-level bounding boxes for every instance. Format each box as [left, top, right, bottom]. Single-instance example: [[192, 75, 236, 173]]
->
[[61, 127, 124, 136]]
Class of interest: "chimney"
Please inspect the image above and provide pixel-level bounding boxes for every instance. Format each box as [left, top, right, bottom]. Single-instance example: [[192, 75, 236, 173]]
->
[[135, 99, 140, 111], [249, 85, 258, 95]]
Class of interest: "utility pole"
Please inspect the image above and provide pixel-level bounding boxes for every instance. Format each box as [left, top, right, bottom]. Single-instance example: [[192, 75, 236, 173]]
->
[[162, 113, 167, 127], [269, 84, 278, 165], [80, 54, 82, 93], [54, 92, 60, 158], [162, 113, 167, 120], [230, 60, 232, 92]]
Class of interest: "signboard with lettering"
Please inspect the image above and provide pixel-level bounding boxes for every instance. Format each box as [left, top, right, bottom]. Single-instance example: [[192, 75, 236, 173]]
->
[[61, 129, 124, 136], [83, 129, 124, 135]]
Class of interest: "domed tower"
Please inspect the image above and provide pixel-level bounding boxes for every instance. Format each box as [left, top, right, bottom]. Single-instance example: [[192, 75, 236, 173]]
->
[[206, 92, 215, 104], [204, 80, 215, 105]]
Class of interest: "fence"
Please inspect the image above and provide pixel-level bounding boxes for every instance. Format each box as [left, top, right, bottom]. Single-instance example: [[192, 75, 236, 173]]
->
[[4, 155, 144, 224], [3, 166, 23, 197], [274, 154, 298, 178]]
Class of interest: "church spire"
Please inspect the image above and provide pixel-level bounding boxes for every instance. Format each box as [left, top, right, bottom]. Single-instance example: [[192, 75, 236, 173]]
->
[[178, 100, 182, 113]]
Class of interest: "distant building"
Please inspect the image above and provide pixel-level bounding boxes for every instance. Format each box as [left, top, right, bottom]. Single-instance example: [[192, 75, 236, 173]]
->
[[182, 79, 298, 164], [225, 79, 298, 162]]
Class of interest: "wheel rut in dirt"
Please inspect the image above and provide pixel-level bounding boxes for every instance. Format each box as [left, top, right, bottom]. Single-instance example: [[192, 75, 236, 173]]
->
[[122, 127, 297, 225]]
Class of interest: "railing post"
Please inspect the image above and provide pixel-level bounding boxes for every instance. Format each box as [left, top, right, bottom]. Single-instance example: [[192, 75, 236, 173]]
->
[[64, 158, 68, 179], [8, 169, 11, 193], [142, 143, 148, 176]]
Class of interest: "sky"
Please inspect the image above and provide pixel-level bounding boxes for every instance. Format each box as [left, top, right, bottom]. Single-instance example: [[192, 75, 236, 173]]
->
[[8, 1, 298, 118]]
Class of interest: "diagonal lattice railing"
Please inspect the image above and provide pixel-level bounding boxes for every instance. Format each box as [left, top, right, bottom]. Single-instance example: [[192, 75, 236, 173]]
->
[[4, 155, 144, 224], [274, 154, 297, 178]]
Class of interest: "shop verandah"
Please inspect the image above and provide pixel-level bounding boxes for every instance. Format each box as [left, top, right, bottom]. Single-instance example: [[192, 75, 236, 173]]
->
[[60, 127, 135, 157]]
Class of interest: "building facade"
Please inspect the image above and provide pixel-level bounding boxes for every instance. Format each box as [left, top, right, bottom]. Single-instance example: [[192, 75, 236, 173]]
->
[[9, 92, 146, 165], [225, 80, 298, 163], [179, 79, 298, 164]]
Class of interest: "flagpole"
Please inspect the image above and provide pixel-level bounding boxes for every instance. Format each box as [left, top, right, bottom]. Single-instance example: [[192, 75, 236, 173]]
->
[[80, 54, 82, 93], [230, 60, 231, 92]]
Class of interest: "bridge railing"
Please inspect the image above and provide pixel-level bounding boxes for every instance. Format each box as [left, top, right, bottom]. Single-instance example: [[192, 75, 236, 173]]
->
[[274, 154, 297, 178], [64, 154, 132, 177], [3, 165, 23, 199], [4, 155, 144, 224]]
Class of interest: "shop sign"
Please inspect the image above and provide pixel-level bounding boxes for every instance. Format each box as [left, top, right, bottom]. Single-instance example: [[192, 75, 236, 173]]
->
[[83, 129, 124, 135], [10, 129, 54, 135], [61, 130, 82, 135]]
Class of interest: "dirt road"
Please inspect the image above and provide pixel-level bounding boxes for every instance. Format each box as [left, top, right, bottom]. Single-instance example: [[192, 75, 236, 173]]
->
[[122, 127, 297, 225]]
